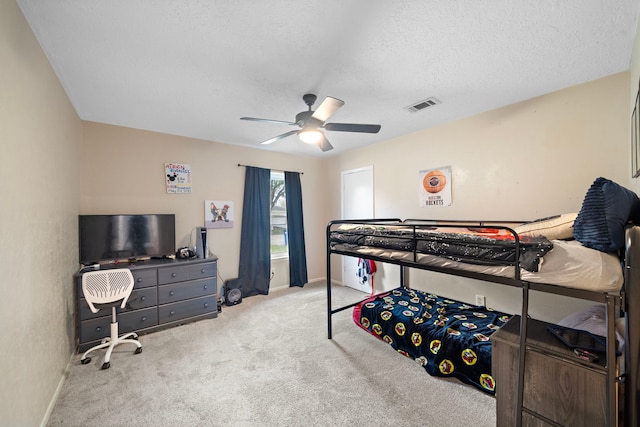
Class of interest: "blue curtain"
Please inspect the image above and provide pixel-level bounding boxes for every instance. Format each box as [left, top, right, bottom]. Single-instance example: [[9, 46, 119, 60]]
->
[[285, 171, 308, 287], [238, 166, 271, 296]]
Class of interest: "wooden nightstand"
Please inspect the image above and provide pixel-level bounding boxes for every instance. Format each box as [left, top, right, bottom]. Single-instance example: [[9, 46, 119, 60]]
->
[[491, 316, 618, 426]]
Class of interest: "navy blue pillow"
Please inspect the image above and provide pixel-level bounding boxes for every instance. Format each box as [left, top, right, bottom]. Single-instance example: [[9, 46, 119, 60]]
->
[[573, 177, 640, 252]]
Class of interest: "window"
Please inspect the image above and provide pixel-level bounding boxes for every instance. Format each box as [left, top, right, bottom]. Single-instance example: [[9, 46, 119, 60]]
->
[[270, 171, 288, 258]]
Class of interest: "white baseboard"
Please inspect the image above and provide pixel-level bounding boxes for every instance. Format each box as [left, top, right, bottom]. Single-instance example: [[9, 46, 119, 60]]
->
[[269, 276, 330, 292], [40, 351, 74, 427]]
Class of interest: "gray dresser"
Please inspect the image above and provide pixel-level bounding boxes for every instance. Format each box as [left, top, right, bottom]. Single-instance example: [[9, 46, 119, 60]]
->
[[75, 257, 218, 353]]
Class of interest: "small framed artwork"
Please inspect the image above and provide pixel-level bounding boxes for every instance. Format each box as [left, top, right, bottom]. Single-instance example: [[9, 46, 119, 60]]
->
[[204, 200, 234, 229], [418, 165, 452, 207], [165, 163, 192, 193]]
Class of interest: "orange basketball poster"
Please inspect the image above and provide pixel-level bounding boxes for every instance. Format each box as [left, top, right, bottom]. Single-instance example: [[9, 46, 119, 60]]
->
[[419, 166, 452, 207]]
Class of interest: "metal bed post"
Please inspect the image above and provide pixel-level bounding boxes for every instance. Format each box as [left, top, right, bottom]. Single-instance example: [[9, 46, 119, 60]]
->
[[625, 226, 640, 426], [515, 282, 529, 427], [604, 294, 617, 427], [327, 221, 333, 339]]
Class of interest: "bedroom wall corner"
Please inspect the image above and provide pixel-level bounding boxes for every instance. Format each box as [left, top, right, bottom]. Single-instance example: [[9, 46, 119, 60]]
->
[[1, 1, 82, 425]]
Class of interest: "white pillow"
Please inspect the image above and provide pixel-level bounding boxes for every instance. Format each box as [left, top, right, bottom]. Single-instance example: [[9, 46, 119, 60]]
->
[[557, 304, 625, 353], [515, 213, 578, 240]]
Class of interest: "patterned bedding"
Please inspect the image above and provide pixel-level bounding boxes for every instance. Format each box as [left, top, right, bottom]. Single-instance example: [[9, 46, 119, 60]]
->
[[353, 287, 511, 394], [331, 223, 624, 293], [331, 225, 553, 272]]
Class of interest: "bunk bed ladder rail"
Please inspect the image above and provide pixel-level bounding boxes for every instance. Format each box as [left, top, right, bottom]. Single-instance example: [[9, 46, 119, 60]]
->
[[516, 281, 623, 425], [605, 294, 619, 427], [326, 220, 333, 339], [625, 226, 640, 427], [326, 219, 402, 340], [514, 228, 527, 427]]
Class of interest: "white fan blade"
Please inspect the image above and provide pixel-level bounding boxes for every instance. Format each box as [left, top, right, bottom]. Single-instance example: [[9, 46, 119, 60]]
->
[[312, 96, 344, 122], [241, 117, 296, 125], [260, 130, 298, 145]]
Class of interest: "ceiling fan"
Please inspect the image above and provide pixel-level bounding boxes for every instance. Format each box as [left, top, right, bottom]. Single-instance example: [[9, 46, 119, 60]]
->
[[240, 94, 381, 152]]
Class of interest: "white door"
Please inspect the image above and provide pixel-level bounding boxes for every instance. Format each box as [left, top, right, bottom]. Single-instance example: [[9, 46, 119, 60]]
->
[[342, 166, 374, 293]]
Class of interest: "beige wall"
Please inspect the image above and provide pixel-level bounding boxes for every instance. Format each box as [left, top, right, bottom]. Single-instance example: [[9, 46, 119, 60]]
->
[[81, 122, 329, 289], [0, 1, 82, 425], [328, 73, 630, 322]]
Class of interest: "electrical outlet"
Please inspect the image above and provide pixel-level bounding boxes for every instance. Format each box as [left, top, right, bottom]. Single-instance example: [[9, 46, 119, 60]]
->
[[475, 294, 486, 307]]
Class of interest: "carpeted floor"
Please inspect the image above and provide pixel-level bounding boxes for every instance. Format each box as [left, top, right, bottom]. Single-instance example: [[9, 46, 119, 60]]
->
[[47, 281, 496, 427]]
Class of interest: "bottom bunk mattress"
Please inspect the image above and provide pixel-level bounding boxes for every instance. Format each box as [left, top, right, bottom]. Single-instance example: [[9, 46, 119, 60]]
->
[[353, 287, 511, 394]]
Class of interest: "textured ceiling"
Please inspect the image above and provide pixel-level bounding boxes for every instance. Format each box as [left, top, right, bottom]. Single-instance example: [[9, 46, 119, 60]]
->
[[17, 0, 640, 157]]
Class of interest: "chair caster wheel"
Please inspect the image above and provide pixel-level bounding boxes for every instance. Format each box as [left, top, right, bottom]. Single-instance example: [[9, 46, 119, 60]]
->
[[101, 362, 110, 370], [81, 357, 91, 365], [134, 347, 142, 354]]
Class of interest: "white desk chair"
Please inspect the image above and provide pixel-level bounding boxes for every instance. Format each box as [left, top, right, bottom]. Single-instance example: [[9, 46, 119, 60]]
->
[[81, 268, 142, 369]]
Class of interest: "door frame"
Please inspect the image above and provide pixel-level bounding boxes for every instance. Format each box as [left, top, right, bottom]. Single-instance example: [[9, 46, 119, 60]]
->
[[341, 166, 374, 292]]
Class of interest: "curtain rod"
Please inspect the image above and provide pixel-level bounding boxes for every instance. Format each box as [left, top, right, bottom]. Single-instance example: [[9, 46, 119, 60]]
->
[[237, 163, 304, 175]]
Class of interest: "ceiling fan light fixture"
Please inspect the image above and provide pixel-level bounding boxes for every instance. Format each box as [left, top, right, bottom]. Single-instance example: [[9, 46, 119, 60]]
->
[[298, 129, 323, 144], [241, 94, 380, 152]]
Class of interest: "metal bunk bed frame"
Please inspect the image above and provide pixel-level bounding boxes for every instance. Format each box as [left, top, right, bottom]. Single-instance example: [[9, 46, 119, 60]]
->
[[325, 218, 639, 427]]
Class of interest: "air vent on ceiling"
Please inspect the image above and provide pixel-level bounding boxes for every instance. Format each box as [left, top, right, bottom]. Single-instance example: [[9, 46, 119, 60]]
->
[[405, 97, 441, 113]]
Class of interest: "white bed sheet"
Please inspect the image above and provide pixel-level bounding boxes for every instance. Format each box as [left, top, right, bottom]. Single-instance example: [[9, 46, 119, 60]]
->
[[333, 239, 623, 293]]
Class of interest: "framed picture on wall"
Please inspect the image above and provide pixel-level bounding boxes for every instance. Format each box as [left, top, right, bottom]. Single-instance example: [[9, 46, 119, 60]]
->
[[633, 91, 640, 178], [204, 200, 234, 229], [418, 166, 452, 207], [165, 163, 192, 193]]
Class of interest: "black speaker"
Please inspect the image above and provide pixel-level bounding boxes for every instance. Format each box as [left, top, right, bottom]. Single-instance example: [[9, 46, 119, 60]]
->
[[225, 278, 242, 306]]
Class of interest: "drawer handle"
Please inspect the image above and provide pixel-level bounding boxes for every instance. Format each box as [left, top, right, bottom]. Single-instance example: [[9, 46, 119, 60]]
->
[[170, 310, 175, 316], [141, 316, 147, 322], [95, 326, 101, 332], [201, 268, 206, 273], [171, 273, 177, 278], [169, 291, 175, 296], [137, 278, 142, 283], [140, 296, 146, 302], [203, 285, 208, 290], [204, 303, 209, 308]]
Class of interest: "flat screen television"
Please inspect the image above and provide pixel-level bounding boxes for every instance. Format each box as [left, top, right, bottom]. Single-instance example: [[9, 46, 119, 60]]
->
[[79, 214, 176, 264]]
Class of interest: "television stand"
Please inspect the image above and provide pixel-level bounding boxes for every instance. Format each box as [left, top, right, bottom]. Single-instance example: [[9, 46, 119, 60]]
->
[[74, 256, 218, 353]]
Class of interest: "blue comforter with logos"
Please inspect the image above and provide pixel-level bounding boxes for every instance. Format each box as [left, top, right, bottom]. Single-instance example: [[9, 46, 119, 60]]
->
[[353, 287, 511, 394]]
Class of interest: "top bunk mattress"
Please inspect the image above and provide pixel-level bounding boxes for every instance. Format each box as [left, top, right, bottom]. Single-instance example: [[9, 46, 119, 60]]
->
[[330, 224, 623, 293]]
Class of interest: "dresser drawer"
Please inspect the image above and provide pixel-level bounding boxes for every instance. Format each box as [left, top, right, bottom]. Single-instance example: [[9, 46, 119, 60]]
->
[[80, 307, 158, 343], [118, 306, 159, 332], [126, 287, 158, 310], [79, 287, 158, 321], [158, 265, 189, 284], [76, 267, 157, 298], [158, 295, 217, 324], [158, 277, 216, 304], [132, 268, 157, 288], [189, 262, 216, 280]]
